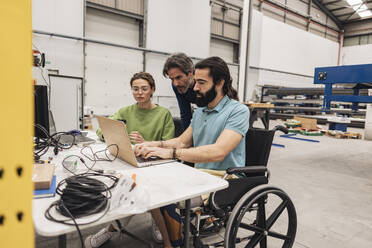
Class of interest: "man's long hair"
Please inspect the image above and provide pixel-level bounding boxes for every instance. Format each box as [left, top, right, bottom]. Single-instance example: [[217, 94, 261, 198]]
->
[[195, 56, 239, 101]]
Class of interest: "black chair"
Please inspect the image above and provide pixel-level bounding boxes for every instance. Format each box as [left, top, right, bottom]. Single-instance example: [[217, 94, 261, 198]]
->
[[188, 126, 297, 248], [173, 116, 183, 138]]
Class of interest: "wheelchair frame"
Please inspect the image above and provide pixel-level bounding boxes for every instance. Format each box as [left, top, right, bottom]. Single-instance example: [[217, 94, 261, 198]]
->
[[185, 126, 297, 248]]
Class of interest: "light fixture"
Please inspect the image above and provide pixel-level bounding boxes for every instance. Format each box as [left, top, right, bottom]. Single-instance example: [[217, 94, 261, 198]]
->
[[346, 0, 363, 6], [353, 4, 368, 11], [358, 9, 372, 17]]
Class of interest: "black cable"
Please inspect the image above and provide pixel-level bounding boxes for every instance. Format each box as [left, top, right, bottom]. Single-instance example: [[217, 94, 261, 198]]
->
[[45, 173, 119, 248], [34, 124, 76, 161], [61, 144, 119, 175], [80, 144, 119, 162]]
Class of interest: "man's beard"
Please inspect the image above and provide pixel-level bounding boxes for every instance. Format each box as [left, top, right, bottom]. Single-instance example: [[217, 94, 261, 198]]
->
[[195, 84, 217, 107]]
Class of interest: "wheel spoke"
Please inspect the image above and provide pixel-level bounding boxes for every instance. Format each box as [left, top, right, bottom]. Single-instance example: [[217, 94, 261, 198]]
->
[[257, 198, 267, 229], [267, 230, 291, 240], [266, 199, 288, 229], [245, 233, 263, 248], [260, 235, 267, 248], [239, 222, 264, 233]]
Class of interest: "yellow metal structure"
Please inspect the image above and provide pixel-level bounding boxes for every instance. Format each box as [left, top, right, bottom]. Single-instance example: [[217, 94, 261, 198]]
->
[[0, 1, 34, 247]]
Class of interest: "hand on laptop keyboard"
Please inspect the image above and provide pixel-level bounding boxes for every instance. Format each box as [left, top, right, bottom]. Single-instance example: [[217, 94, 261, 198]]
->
[[135, 156, 158, 163]]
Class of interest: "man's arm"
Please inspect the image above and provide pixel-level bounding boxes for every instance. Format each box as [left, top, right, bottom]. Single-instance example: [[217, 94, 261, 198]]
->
[[172, 84, 192, 130], [134, 126, 193, 156], [174, 129, 242, 162], [136, 129, 242, 163]]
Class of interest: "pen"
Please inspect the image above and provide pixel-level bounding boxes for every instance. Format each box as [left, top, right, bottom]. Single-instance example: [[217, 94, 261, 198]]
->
[[129, 174, 137, 192]]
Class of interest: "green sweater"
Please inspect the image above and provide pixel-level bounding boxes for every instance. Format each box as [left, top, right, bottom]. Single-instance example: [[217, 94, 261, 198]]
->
[[96, 104, 175, 142]]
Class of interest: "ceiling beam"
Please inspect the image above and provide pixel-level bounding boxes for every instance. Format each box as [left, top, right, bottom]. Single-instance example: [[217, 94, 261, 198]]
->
[[344, 15, 372, 23], [336, 12, 359, 18], [334, 0, 372, 18], [312, 0, 343, 28], [334, 0, 371, 15], [342, 1, 368, 22], [330, 6, 349, 12], [324, 0, 343, 6]]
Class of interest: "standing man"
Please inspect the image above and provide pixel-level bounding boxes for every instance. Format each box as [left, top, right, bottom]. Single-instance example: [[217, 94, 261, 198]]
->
[[163, 53, 197, 131]]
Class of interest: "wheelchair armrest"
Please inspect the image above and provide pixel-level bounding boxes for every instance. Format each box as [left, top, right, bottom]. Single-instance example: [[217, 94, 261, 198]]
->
[[226, 166, 268, 175]]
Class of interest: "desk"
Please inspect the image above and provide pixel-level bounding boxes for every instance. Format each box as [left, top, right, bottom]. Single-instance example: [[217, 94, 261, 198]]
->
[[33, 143, 228, 248], [245, 103, 274, 130]]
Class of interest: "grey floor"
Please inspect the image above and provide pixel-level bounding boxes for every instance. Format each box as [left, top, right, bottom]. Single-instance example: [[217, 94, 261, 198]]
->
[[36, 120, 372, 248]]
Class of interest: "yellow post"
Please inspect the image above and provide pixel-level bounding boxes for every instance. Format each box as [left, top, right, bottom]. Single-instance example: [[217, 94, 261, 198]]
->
[[0, 1, 34, 247]]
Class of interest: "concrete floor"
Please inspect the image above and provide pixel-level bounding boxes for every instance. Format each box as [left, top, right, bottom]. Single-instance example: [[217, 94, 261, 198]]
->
[[36, 120, 372, 248]]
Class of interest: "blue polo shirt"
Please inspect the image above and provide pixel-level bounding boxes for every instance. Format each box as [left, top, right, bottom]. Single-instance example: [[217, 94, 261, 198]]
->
[[190, 95, 250, 170]]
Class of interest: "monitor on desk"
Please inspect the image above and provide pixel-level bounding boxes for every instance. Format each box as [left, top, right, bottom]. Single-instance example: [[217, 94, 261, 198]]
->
[[34, 85, 49, 138]]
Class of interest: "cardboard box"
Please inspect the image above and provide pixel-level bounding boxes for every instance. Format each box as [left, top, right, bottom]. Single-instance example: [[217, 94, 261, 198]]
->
[[294, 116, 318, 130], [33, 164, 55, 190]]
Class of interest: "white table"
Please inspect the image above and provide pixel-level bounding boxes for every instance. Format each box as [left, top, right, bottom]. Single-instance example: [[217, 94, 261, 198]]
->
[[33, 142, 228, 247]]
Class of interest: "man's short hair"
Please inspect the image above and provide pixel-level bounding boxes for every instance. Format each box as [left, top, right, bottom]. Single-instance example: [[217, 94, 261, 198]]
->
[[163, 53, 194, 77]]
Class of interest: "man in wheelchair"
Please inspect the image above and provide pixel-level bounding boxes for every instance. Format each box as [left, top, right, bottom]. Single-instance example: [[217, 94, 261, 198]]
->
[[135, 56, 296, 248]]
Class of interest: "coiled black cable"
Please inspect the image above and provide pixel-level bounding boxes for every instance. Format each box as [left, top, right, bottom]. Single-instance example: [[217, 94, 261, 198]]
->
[[45, 173, 119, 248]]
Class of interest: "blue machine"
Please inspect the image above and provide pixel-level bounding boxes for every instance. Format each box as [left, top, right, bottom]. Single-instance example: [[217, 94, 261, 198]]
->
[[314, 64, 372, 112]]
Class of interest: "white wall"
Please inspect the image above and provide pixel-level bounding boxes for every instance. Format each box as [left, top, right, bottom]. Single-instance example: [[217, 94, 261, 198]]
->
[[32, 0, 84, 36], [85, 9, 142, 115], [259, 14, 339, 76], [32, 0, 84, 81], [146, 0, 211, 58], [32, 0, 85, 132], [210, 38, 234, 63], [85, 8, 139, 46], [244, 9, 339, 101], [341, 44, 372, 65]]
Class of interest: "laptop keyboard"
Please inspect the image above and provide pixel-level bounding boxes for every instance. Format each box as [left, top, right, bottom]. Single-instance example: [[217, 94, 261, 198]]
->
[[135, 156, 158, 163]]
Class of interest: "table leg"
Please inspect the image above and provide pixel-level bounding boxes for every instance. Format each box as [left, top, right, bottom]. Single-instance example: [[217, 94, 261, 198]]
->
[[249, 109, 257, 128], [264, 110, 270, 130], [184, 199, 191, 248], [58, 234, 66, 248]]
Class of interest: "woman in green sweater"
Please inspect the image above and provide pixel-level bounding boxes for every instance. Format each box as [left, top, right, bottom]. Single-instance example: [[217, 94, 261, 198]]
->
[[86, 72, 176, 248], [96, 72, 175, 144]]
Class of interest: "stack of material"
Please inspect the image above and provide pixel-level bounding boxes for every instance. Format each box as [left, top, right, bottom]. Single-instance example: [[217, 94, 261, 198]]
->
[[285, 116, 323, 136], [324, 130, 362, 139]]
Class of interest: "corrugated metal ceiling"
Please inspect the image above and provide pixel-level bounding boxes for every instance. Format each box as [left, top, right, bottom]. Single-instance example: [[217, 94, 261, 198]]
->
[[322, 0, 372, 23]]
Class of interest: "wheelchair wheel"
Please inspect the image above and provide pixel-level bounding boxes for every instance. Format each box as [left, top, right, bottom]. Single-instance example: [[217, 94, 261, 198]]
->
[[224, 185, 296, 248]]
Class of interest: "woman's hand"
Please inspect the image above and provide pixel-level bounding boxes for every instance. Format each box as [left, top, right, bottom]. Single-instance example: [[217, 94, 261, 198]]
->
[[129, 131, 145, 144], [134, 146, 172, 159]]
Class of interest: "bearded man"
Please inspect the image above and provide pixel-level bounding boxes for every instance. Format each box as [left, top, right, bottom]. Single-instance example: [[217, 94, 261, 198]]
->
[[136, 56, 249, 171]]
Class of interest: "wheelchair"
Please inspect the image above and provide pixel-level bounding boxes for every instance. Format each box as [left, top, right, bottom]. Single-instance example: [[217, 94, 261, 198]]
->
[[183, 126, 297, 248]]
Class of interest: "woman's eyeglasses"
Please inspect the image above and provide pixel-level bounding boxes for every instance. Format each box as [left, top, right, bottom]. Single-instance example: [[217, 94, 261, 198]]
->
[[131, 86, 150, 93]]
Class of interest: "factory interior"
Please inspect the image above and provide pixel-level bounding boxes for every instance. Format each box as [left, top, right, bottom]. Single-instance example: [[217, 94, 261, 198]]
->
[[1, 0, 372, 248]]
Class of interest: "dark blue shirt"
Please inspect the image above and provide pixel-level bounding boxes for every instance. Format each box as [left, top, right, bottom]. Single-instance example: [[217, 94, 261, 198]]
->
[[172, 83, 197, 131]]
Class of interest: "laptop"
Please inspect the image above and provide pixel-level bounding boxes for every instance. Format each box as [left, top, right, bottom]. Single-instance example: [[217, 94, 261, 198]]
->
[[96, 116, 174, 167], [49, 110, 96, 145], [58, 133, 96, 146]]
